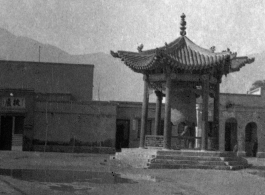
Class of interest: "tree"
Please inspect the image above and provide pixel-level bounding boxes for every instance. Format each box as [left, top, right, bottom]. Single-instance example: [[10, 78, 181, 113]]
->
[[249, 80, 265, 91]]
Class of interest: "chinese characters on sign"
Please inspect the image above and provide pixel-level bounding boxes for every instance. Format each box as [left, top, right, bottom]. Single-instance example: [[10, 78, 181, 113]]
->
[[2, 97, 25, 109]]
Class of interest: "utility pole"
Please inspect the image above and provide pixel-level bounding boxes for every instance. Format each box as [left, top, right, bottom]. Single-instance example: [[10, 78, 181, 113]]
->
[[39, 46, 41, 62]]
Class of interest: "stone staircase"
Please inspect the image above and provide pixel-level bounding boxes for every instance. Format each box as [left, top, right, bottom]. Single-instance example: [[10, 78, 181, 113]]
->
[[11, 134, 23, 151], [115, 149, 250, 170], [148, 150, 250, 170], [115, 148, 158, 168], [12, 134, 23, 146]]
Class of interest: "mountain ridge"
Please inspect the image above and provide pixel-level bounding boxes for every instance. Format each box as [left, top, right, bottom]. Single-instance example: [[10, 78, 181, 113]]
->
[[0, 27, 263, 102]]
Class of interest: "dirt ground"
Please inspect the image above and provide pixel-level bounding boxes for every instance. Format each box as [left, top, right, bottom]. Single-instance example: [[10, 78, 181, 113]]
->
[[0, 151, 264, 195]]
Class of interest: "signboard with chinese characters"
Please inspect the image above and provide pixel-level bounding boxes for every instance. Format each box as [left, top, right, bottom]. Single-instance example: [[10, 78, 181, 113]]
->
[[2, 97, 25, 109]]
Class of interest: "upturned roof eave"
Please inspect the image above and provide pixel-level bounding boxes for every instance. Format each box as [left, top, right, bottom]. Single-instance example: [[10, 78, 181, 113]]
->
[[111, 35, 239, 72], [229, 56, 255, 72]]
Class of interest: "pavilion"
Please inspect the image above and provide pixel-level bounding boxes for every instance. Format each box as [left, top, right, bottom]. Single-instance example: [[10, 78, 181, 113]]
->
[[111, 14, 254, 152]]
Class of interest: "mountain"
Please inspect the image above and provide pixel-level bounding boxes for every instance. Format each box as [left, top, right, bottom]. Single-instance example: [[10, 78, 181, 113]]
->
[[0, 28, 156, 102], [0, 28, 262, 102]]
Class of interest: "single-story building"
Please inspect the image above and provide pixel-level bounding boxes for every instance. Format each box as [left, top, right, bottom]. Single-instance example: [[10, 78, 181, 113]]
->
[[0, 60, 264, 157]]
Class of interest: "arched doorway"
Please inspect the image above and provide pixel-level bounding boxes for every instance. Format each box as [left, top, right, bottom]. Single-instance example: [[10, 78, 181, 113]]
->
[[225, 118, 237, 151], [245, 122, 258, 157]]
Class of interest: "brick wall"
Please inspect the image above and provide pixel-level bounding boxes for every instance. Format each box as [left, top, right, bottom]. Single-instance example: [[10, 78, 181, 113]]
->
[[33, 101, 117, 152]]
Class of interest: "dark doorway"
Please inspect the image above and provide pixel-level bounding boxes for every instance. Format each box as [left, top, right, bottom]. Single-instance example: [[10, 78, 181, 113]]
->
[[0, 116, 13, 150], [225, 118, 237, 151], [116, 120, 130, 151], [245, 122, 258, 157], [14, 116, 24, 134]]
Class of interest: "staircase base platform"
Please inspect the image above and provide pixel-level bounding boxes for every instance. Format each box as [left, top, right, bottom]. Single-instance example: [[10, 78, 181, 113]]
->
[[115, 149, 250, 170]]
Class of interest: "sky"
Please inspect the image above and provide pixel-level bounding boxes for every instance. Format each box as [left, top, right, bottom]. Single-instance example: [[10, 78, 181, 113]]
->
[[0, 0, 264, 56]]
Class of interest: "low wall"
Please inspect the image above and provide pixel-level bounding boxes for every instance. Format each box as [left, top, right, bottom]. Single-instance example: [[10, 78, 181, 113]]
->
[[33, 145, 115, 154], [30, 101, 117, 153]]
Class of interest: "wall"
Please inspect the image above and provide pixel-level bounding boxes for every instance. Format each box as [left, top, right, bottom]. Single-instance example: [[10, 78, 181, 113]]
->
[[33, 101, 117, 153], [116, 101, 165, 148], [0, 60, 94, 101], [218, 104, 265, 157], [220, 93, 262, 107], [114, 88, 265, 156], [217, 89, 265, 157]]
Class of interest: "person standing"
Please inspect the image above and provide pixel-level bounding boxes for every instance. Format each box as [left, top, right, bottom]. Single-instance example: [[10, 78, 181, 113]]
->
[[252, 140, 258, 157], [233, 141, 238, 153]]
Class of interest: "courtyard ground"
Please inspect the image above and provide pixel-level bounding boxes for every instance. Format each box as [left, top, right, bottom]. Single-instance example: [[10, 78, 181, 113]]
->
[[0, 151, 264, 195]]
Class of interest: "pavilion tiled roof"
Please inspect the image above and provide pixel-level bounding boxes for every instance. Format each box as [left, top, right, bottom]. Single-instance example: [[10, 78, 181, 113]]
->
[[111, 36, 239, 72], [110, 13, 254, 74]]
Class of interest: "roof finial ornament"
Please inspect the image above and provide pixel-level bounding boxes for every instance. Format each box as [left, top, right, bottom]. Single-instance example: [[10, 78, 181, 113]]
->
[[165, 42, 168, 50], [180, 13, 186, 36], [110, 50, 119, 58], [137, 44, 144, 52], [210, 46, 216, 53]]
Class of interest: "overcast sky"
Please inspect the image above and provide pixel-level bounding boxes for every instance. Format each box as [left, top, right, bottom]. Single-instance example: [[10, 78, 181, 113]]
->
[[0, 0, 264, 55]]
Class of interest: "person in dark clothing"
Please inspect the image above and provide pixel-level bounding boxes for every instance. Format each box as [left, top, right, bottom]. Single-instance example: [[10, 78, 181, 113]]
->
[[233, 142, 238, 153], [252, 140, 258, 157], [116, 124, 124, 151], [181, 121, 195, 148]]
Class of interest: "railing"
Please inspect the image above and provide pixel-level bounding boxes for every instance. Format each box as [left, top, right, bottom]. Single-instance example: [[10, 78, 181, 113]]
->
[[171, 136, 202, 150], [144, 135, 217, 150]]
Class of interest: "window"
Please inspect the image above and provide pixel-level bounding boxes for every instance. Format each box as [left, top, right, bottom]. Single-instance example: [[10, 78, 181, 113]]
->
[[14, 116, 24, 134]]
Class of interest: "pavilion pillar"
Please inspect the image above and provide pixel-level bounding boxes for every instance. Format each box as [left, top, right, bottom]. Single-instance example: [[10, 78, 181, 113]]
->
[[163, 74, 172, 149], [154, 91, 163, 135], [201, 75, 209, 150], [139, 75, 149, 148], [213, 81, 220, 150], [195, 103, 202, 149]]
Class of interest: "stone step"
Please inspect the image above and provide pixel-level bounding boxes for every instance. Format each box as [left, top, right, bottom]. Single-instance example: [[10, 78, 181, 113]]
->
[[156, 150, 236, 157], [147, 163, 231, 170], [119, 148, 158, 154], [116, 153, 153, 159], [115, 155, 150, 168], [155, 155, 222, 161], [224, 161, 246, 166], [12, 135, 23, 146], [150, 159, 227, 166], [230, 165, 246, 170], [156, 151, 182, 156], [115, 149, 157, 168], [115, 149, 249, 170], [115, 154, 153, 162], [221, 157, 239, 161]]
